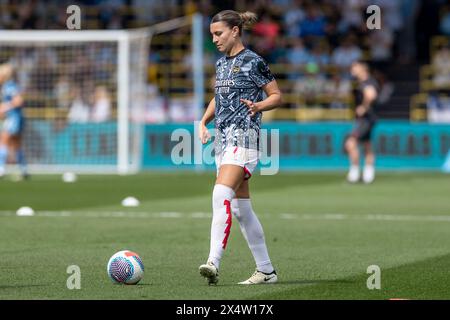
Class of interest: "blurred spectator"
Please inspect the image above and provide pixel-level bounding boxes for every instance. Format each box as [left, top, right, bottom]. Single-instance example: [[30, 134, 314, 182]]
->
[[293, 62, 327, 107], [16, 2, 39, 29], [367, 18, 394, 70], [427, 93, 450, 123], [55, 76, 72, 110], [372, 0, 403, 60], [286, 38, 310, 64], [432, 45, 450, 89], [331, 35, 362, 74], [372, 0, 403, 33], [268, 37, 288, 64], [324, 73, 352, 108], [107, 13, 124, 29], [286, 38, 310, 79], [28, 48, 58, 97], [132, 0, 178, 25], [337, 0, 366, 34], [68, 87, 90, 123], [169, 97, 196, 122], [0, 2, 13, 29], [309, 42, 331, 69], [98, 0, 126, 29], [9, 48, 35, 91], [440, 5, 450, 36], [145, 84, 166, 123], [299, 4, 327, 38], [372, 70, 394, 106], [322, 4, 340, 48], [69, 53, 94, 90], [269, 0, 291, 11], [91, 86, 112, 122], [282, 0, 305, 38], [252, 12, 281, 55]]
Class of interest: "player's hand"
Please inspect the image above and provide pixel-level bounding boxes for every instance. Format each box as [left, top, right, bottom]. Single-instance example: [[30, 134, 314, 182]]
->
[[240, 99, 259, 117], [355, 105, 367, 117], [198, 122, 211, 144]]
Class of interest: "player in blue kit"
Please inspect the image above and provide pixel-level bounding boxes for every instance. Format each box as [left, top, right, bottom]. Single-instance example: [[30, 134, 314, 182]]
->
[[198, 10, 282, 285], [0, 63, 28, 180]]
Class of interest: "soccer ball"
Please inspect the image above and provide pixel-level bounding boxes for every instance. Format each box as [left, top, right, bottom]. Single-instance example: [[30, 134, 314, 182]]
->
[[107, 250, 144, 285]]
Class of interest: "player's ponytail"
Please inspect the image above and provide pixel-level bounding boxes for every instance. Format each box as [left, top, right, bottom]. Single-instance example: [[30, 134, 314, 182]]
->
[[211, 10, 258, 35], [239, 11, 258, 30]]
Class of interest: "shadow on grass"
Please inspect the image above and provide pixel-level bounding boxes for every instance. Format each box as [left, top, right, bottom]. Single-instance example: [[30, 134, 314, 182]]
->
[[276, 279, 354, 285], [214, 279, 353, 288], [247, 253, 450, 299]]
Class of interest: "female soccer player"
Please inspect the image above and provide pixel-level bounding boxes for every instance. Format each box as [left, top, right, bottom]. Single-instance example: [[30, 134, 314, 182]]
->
[[0, 63, 28, 180], [198, 10, 282, 285]]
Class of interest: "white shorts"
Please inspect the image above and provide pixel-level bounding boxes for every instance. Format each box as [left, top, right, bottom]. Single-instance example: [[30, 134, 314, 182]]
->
[[215, 146, 259, 180]]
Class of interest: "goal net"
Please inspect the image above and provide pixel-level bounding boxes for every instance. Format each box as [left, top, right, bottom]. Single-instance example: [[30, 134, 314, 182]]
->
[[0, 14, 203, 174]]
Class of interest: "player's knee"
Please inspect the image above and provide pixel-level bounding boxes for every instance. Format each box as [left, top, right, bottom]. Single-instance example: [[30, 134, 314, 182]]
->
[[345, 137, 356, 151], [212, 184, 235, 210]]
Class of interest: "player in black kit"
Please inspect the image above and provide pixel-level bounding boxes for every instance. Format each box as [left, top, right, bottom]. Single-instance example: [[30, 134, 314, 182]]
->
[[345, 61, 379, 184]]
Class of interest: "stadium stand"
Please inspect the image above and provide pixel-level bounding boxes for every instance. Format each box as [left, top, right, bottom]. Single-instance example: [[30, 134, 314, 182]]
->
[[0, 0, 448, 123]]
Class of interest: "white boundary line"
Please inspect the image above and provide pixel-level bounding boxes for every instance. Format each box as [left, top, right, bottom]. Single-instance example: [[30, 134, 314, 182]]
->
[[2, 211, 450, 222]]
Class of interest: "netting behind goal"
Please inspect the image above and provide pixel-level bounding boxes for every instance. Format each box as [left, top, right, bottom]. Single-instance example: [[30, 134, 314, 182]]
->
[[0, 15, 203, 174], [0, 30, 149, 174]]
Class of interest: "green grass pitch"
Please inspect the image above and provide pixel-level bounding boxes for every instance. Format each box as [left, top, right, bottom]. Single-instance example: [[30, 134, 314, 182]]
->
[[1, 171, 450, 300]]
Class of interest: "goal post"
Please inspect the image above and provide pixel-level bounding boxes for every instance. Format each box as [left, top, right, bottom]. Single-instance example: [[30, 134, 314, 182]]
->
[[0, 14, 204, 174]]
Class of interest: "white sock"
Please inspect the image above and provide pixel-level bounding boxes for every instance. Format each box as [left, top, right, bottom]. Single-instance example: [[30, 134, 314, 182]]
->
[[231, 198, 274, 274], [207, 184, 235, 269], [363, 165, 375, 183]]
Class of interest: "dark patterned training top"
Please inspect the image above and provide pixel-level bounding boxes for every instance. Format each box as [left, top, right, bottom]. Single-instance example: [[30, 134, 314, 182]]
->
[[214, 48, 275, 152], [353, 77, 379, 122]]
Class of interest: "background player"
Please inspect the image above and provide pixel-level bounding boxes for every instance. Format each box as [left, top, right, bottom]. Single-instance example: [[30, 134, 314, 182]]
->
[[0, 63, 28, 180], [345, 61, 379, 184], [198, 10, 282, 285]]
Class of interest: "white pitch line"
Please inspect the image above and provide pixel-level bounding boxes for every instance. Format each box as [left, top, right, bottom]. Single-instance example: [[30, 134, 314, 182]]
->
[[1, 210, 450, 223]]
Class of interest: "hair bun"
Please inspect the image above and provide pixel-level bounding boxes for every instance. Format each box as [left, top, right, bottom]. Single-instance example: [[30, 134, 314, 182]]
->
[[239, 11, 258, 29]]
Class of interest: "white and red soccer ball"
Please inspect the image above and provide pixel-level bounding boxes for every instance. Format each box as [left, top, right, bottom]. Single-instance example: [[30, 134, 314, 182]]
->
[[107, 250, 144, 285]]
